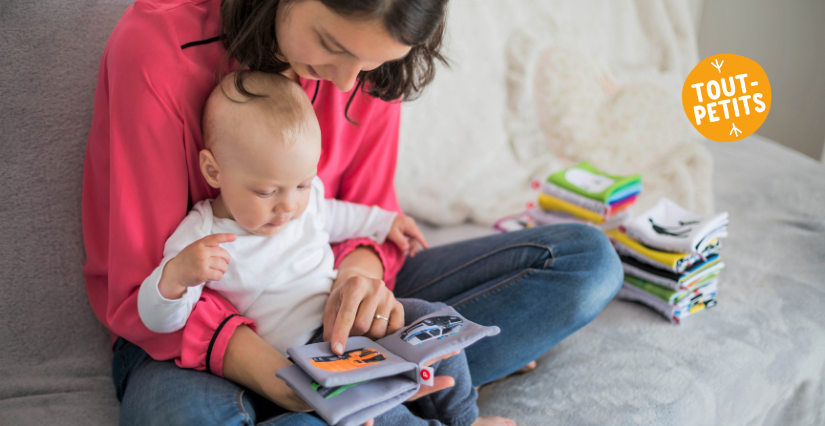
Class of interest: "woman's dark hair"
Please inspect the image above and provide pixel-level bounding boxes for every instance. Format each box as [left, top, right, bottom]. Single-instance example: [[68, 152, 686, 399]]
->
[[220, 0, 449, 123]]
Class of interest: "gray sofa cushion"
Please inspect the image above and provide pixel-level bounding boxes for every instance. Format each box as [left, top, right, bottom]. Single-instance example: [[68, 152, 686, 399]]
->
[[467, 137, 825, 426], [0, 1, 133, 424]]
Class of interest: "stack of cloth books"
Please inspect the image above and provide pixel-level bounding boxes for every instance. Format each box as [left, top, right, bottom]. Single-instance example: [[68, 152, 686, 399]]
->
[[534, 161, 641, 230], [494, 162, 642, 233], [608, 197, 729, 324]]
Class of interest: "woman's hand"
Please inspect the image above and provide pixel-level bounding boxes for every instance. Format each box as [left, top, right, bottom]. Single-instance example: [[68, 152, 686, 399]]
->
[[323, 274, 405, 355], [323, 246, 404, 355]]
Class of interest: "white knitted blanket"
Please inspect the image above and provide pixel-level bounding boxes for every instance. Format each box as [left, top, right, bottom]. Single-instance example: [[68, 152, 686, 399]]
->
[[397, 0, 713, 225]]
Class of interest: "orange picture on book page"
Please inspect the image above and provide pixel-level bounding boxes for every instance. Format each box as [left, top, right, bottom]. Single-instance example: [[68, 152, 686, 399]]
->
[[310, 348, 387, 373], [682, 54, 771, 142]]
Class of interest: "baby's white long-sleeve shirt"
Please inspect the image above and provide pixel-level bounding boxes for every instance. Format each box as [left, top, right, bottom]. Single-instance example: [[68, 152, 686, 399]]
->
[[137, 177, 397, 355]]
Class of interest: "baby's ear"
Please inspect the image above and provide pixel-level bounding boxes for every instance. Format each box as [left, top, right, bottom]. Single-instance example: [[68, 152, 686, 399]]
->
[[199, 149, 221, 189]]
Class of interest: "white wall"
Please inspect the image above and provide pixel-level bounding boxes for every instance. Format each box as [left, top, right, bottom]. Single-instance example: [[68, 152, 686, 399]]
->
[[698, 0, 825, 161]]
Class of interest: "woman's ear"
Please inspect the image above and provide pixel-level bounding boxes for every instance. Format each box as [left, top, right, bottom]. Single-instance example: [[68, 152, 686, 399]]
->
[[199, 149, 221, 188]]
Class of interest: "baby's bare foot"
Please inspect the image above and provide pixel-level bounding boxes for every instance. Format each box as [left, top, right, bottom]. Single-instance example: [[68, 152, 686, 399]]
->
[[471, 416, 516, 426]]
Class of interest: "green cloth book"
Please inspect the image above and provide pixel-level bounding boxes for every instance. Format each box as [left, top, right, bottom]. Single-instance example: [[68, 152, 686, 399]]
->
[[547, 161, 642, 203], [626, 273, 719, 305]]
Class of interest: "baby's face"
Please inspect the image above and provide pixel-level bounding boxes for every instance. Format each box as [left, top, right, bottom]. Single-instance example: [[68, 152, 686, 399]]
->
[[217, 134, 321, 237]]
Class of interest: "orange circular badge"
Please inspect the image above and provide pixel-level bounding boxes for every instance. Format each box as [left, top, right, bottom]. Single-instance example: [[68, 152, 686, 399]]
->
[[682, 54, 771, 142]]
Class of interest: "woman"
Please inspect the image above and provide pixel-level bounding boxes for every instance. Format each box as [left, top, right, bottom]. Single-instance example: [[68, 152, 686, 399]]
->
[[83, 0, 623, 424]]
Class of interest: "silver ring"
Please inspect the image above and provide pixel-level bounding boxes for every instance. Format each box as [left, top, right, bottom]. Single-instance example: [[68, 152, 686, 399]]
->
[[375, 314, 389, 322]]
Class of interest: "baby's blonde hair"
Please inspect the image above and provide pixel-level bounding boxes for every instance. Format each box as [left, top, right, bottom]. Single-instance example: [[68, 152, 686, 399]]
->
[[202, 72, 319, 164]]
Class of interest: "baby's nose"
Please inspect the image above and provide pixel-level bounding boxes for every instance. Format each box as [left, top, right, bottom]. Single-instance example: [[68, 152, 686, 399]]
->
[[277, 200, 298, 213]]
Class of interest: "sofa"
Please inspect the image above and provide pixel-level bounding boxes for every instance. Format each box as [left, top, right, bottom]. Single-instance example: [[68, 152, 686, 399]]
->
[[1, 1, 823, 425]]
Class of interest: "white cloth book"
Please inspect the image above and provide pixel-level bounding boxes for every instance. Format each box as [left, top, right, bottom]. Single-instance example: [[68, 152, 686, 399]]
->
[[624, 198, 728, 254], [540, 181, 608, 214]]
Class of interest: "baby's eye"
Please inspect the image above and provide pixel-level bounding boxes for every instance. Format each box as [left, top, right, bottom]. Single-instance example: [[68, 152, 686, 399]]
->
[[255, 190, 276, 197], [297, 185, 309, 190]]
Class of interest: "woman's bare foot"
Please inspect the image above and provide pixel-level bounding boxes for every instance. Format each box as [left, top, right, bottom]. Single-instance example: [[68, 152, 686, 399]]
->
[[514, 360, 537, 375], [475, 360, 538, 392], [472, 416, 516, 426]]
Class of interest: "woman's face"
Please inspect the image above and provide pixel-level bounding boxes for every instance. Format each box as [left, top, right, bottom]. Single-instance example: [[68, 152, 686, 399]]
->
[[276, 0, 412, 92]]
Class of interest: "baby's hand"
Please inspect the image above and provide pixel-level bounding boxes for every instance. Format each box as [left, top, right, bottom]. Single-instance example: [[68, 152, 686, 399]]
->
[[386, 215, 429, 257], [158, 233, 236, 299]]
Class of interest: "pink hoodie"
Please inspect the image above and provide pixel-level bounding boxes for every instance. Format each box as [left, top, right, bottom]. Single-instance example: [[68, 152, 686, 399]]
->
[[82, 0, 405, 378]]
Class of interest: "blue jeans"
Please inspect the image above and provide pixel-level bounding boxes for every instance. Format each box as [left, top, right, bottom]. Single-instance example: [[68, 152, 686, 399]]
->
[[394, 224, 623, 387], [114, 299, 478, 426], [114, 224, 623, 425]]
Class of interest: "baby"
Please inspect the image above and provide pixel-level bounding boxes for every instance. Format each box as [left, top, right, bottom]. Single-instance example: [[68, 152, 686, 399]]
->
[[137, 72, 511, 426]]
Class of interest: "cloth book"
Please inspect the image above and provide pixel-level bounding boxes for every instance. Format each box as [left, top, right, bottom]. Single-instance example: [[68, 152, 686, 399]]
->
[[607, 194, 638, 216], [623, 197, 728, 254], [546, 161, 642, 204], [491, 208, 631, 234], [620, 253, 724, 291], [624, 273, 719, 305], [606, 182, 643, 204], [540, 181, 637, 216], [607, 230, 721, 273], [527, 207, 630, 231], [276, 306, 500, 426], [537, 193, 605, 223], [617, 278, 718, 324], [492, 210, 539, 233], [540, 181, 607, 214]]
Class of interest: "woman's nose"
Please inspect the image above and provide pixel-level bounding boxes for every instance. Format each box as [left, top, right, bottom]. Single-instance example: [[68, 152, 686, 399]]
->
[[331, 58, 363, 92]]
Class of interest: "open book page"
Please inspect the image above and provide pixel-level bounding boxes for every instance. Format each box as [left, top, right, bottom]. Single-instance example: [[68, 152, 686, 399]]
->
[[377, 306, 501, 366], [286, 336, 416, 388]]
